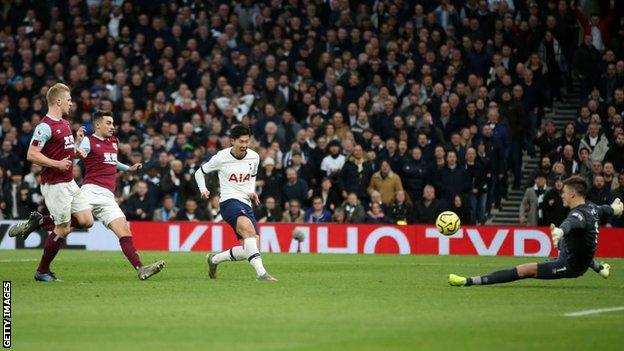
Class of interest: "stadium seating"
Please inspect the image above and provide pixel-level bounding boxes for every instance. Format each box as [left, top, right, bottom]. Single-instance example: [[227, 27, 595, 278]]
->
[[0, 0, 622, 227]]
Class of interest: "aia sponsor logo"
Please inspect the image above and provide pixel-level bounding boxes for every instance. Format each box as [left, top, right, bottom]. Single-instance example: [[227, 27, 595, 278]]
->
[[228, 173, 251, 183]]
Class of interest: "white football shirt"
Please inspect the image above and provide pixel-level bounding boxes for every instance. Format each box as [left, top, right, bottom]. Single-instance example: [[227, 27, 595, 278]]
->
[[194, 147, 259, 206]]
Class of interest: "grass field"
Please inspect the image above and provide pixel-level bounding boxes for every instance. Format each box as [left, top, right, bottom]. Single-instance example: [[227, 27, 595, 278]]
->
[[2, 250, 623, 351]]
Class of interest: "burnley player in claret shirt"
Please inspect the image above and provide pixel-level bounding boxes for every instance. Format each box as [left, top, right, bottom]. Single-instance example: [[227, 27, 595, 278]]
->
[[77, 110, 165, 280], [11, 110, 165, 280], [9, 83, 95, 282]]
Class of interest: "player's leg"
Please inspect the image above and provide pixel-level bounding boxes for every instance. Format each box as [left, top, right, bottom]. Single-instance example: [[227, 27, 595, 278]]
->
[[35, 183, 74, 281], [450, 263, 536, 286], [206, 200, 252, 279], [35, 219, 71, 282], [108, 217, 165, 280], [69, 181, 94, 228], [10, 210, 94, 239], [237, 215, 275, 281]]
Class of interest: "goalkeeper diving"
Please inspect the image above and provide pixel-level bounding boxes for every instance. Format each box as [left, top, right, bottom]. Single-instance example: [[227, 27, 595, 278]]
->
[[449, 176, 623, 287]]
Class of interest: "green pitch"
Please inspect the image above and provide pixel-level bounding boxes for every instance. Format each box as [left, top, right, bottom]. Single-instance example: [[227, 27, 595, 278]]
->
[[2, 250, 623, 351]]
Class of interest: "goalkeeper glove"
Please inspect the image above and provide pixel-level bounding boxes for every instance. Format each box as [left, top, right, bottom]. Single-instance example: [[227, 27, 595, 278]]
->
[[611, 198, 623, 218], [550, 224, 563, 247]]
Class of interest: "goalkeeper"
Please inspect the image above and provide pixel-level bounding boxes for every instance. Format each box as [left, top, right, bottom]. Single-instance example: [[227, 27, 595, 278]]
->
[[448, 176, 623, 287]]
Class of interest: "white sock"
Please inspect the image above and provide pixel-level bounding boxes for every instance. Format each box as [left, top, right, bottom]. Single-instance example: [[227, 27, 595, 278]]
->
[[243, 237, 267, 276], [211, 246, 245, 264]]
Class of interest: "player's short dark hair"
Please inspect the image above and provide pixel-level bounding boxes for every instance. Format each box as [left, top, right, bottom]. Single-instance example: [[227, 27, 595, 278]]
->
[[563, 176, 589, 197], [229, 124, 251, 139], [93, 110, 113, 123]]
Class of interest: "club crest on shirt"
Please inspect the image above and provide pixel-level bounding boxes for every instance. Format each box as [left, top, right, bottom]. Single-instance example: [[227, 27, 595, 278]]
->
[[56, 129, 61, 134], [112, 143, 118, 150]]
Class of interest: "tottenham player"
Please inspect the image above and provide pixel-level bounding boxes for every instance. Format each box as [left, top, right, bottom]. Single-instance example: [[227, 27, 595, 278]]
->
[[10, 83, 94, 282], [449, 176, 623, 287], [11, 111, 165, 280], [194, 124, 276, 281]]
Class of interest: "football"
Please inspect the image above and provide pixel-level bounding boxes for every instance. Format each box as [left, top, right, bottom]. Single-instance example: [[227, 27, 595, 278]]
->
[[435, 211, 461, 236]]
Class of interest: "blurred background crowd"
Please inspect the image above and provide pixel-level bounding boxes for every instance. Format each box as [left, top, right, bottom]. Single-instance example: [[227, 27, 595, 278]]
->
[[0, 0, 622, 226]]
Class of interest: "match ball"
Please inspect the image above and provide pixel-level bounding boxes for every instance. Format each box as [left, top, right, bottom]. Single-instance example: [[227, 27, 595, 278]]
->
[[435, 211, 461, 236]]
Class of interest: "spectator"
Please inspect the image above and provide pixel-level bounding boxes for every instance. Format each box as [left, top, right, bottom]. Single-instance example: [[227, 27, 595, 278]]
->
[[535, 121, 558, 158], [282, 167, 309, 205], [520, 174, 550, 226], [611, 173, 624, 227], [173, 198, 209, 222], [341, 144, 373, 201], [0, 141, 21, 173], [255, 196, 282, 223], [125, 181, 155, 221], [412, 185, 446, 224], [575, 147, 591, 177], [332, 208, 347, 224], [153, 195, 179, 222], [320, 140, 346, 177], [281, 199, 305, 223], [603, 162, 619, 190], [401, 147, 428, 200], [207, 195, 223, 222], [312, 178, 341, 212], [2, 0, 622, 227], [340, 192, 366, 223], [364, 202, 393, 224], [587, 175, 613, 205], [579, 123, 610, 162], [388, 190, 413, 224], [603, 132, 624, 172], [304, 196, 332, 223], [256, 157, 282, 202], [435, 150, 471, 202], [450, 195, 472, 226], [368, 160, 403, 206], [500, 88, 528, 189], [573, 34, 602, 103], [542, 177, 568, 227], [464, 147, 487, 224]]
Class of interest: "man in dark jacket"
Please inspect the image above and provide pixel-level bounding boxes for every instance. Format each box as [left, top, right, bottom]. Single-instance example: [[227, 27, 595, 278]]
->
[[282, 167, 309, 206], [500, 88, 529, 188], [124, 181, 155, 221], [573, 34, 602, 103], [603, 133, 624, 173], [413, 185, 446, 224], [173, 198, 209, 221], [587, 175, 613, 205], [435, 150, 471, 203], [401, 147, 428, 200], [255, 196, 282, 223]]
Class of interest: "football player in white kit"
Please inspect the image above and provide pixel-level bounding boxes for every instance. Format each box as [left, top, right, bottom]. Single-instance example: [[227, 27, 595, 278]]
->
[[194, 124, 276, 281]]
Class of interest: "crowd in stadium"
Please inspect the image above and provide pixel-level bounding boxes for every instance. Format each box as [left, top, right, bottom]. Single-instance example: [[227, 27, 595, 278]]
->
[[0, 0, 622, 227]]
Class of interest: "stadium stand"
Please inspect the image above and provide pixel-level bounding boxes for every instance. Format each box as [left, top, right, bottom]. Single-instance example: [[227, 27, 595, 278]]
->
[[0, 0, 622, 227]]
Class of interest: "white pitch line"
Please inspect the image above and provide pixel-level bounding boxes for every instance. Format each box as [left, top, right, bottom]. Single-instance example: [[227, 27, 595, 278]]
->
[[564, 306, 624, 317], [0, 258, 38, 263]]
